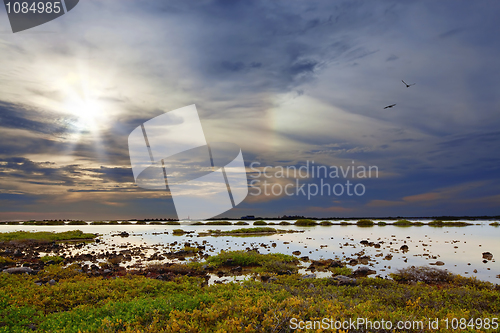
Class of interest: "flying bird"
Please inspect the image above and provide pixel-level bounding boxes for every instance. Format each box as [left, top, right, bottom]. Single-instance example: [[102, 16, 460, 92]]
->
[[402, 80, 415, 88], [384, 104, 396, 109]]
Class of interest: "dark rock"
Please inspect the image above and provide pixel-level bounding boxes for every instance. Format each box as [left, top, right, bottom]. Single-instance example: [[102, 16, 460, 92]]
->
[[300, 256, 309, 261], [48, 279, 56, 286], [331, 275, 357, 286], [400, 245, 409, 252], [482, 252, 493, 260], [268, 276, 278, 283], [292, 251, 301, 256], [302, 274, 316, 279], [3, 267, 34, 274], [352, 266, 376, 277]]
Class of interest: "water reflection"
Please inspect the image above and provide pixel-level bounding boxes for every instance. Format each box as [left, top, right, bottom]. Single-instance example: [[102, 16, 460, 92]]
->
[[0, 220, 498, 282]]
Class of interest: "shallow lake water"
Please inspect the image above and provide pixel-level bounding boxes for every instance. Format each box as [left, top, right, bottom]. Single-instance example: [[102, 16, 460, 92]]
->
[[1, 220, 499, 283]]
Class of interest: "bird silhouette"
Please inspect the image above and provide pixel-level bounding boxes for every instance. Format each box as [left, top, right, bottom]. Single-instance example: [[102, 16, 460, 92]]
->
[[384, 104, 396, 109], [402, 80, 415, 88]]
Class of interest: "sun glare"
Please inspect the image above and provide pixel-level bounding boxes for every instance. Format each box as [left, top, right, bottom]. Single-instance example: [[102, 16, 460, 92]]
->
[[66, 97, 104, 131]]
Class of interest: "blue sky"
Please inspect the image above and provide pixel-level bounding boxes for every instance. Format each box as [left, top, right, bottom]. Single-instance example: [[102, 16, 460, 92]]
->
[[0, 0, 499, 220]]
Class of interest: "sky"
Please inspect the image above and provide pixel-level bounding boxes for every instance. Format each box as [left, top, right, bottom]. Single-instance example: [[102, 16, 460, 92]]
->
[[0, 0, 499, 220]]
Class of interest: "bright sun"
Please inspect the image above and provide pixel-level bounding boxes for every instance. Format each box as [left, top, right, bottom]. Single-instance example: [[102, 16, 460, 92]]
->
[[66, 97, 104, 131], [62, 71, 107, 133]]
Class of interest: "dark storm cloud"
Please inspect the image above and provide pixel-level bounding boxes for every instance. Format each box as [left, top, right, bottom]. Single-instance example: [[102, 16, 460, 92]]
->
[[0, 101, 70, 135], [0, 157, 75, 185]]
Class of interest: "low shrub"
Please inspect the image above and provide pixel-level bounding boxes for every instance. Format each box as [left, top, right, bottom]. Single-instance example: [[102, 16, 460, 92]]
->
[[206, 250, 297, 268], [165, 221, 181, 225], [0, 230, 95, 242], [149, 221, 164, 225], [40, 256, 64, 264], [205, 221, 232, 225], [294, 219, 317, 226], [235, 221, 249, 225], [253, 220, 267, 225], [319, 221, 333, 226], [90, 221, 107, 225], [393, 219, 413, 226], [428, 220, 472, 227], [67, 221, 87, 225], [356, 219, 374, 226]]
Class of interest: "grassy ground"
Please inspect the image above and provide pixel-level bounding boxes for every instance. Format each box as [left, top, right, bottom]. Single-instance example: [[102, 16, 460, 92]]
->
[[0, 230, 96, 242], [0, 265, 499, 332]]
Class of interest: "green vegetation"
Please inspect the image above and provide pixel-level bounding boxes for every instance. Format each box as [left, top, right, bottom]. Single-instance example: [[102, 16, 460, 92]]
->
[[339, 221, 352, 225], [67, 221, 87, 225], [490, 221, 500, 226], [278, 221, 291, 225], [24, 220, 65, 226], [120, 221, 132, 225], [330, 266, 353, 276], [294, 219, 317, 226], [136, 220, 147, 225], [0, 256, 15, 265], [191, 221, 205, 225], [213, 227, 277, 234], [165, 221, 181, 225], [0, 230, 96, 242], [356, 219, 374, 226], [1, 265, 498, 332], [148, 221, 164, 225], [90, 221, 107, 225], [319, 221, 333, 226], [377, 221, 387, 226], [428, 220, 473, 227], [172, 229, 185, 235], [235, 221, 249, 225], [6, 221, 20, 225], [392, 219, 413, 226], [206, 250, 297, 268], [108, 221, 119, 225], [40, 256, 64, 264], [253, 220, 267, 225], [205, 221, 232, 225]]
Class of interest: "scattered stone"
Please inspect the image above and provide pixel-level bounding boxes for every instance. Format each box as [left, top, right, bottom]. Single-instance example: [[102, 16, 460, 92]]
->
[[352, 266, 376, 277], [482, 252, 493, 260], [48, 279, 56, 286], [400, 245, 409, 252], [292, 251, 301, 256], [3, 267, 34, 274], [302, 274, 316, 279], [430, 261, 445, 266], [331, 275, 357, 286]]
